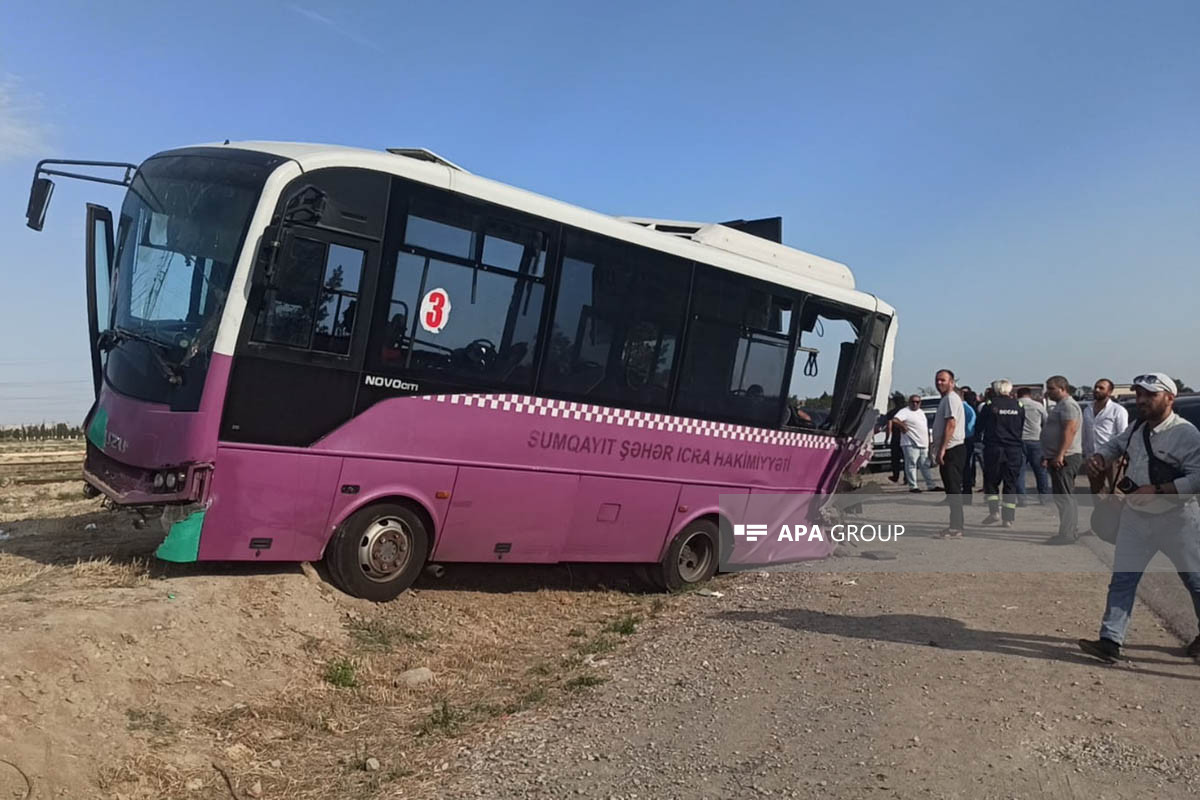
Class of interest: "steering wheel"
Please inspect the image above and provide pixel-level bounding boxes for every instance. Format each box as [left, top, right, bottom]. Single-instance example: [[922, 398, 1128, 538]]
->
[[462, 338, 498, 371]]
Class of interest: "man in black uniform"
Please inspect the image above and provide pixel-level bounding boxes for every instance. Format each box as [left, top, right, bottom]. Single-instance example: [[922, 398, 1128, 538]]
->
[[978, 379, 1026, 528]]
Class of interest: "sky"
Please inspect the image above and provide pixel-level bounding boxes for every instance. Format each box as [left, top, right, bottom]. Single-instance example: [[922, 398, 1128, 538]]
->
[[1, 0, 1198, 424]]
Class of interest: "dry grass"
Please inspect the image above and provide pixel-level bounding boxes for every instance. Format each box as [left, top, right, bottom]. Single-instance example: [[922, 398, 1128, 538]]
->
[[0, 557, 56, 593], [97, 752, 207, 800], [0, 554, 149, 595], [170, 581, 686, 800], [71, 556, 151, 588]]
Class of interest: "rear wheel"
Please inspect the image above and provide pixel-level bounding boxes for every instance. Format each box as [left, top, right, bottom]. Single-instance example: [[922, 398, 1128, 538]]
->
[[325, 503, 429, 602], [644, 519, 719, 592]]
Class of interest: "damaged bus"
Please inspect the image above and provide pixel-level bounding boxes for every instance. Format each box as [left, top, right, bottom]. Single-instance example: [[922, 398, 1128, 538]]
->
[[25, 142, 896, 599]]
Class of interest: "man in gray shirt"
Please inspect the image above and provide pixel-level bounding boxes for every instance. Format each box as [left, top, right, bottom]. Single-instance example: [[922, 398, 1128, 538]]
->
[[1015, 387, 1051, 505], [931, 369, 967, 537], [1079, 373, 1200, 662], [1041, 375, 1084, 544]]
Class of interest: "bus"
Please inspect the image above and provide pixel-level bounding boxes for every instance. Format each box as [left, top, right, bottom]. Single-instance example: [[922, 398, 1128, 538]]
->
[[25, 142, 897, 600]]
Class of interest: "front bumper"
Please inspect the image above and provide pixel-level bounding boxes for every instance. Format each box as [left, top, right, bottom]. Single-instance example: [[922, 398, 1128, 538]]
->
[[83, 442, 211, 506]]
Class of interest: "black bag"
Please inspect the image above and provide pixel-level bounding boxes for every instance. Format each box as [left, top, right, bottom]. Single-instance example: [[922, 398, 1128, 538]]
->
[[1089, 420, 1143, 545]]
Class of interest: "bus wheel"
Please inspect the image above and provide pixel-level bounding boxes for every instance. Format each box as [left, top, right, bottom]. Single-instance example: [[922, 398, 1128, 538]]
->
[[325, 503, 429, 602], [648, 519, 718, 592]]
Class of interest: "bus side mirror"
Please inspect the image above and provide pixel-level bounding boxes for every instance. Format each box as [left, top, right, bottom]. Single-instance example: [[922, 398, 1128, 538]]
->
[[26, 177, 54, 231]]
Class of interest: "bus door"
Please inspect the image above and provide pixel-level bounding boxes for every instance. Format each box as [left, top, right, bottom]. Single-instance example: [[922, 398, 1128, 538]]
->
[[217, 169, 389, 558], [85, 204, 115, 398], [224, 168, 389, 447]]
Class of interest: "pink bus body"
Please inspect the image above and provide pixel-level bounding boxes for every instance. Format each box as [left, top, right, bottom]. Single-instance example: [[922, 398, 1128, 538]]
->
[[29, 142, 896, 599]]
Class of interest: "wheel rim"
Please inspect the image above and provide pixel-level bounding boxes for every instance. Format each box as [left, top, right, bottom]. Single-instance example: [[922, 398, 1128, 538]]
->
[[358, 516, 414, 583], [677, 531, 714, 583]]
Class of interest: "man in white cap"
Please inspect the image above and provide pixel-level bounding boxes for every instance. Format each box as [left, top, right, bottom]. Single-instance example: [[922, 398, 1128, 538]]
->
[[1079, 373, 1200, 663]]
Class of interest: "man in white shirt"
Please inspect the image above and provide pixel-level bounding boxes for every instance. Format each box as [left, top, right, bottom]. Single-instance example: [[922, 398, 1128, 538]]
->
[[889, 394, 939, 493], [1082, 378, 1129, 459], [1079, 373, 1200, 663]]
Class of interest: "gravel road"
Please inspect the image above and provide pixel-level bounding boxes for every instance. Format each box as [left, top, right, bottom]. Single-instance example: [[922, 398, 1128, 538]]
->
[[433, 486, 1200, 799]]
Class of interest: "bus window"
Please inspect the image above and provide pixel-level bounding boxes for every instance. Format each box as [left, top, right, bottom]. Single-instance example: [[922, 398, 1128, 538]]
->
[[482, 220, 547, 278], [252, 239, 365, 355], [312, 244, 364, 355], [540, 230, 689, 410], [787, 303, 867, 431], [404, 215, 475, 260], [373, 202, 549, 389], [675, 268, 794, 427]]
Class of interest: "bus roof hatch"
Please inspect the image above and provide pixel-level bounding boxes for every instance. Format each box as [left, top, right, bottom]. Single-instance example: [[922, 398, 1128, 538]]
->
[[385, 148, 470, 174]]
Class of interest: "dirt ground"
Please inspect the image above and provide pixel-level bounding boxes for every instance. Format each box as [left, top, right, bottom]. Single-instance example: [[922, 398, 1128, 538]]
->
[[2, 443, 1198, 799], [0, 441, 666, 799]]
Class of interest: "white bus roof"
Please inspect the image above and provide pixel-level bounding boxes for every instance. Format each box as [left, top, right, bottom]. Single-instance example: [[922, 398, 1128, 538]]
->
[[189, 141, 892, 317]]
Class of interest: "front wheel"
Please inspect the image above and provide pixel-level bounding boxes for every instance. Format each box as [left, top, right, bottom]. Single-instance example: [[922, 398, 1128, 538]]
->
[[325, 503, 429, 602], [643, 519, 719, 592]]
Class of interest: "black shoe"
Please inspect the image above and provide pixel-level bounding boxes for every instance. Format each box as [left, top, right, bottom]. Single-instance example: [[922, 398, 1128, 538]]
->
[[888, 475, 900, 483], [980, 514, 1000, 525], [909, 488, 923, 493], [930, 486, 944, 492], [1079, 638, 1121, 663], [1186, 636, 1200, 659], [1044, 534, 1079, 545]]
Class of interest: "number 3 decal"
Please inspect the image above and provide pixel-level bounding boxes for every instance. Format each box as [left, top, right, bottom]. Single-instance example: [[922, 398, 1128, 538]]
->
[[420, 288, 451, 333]]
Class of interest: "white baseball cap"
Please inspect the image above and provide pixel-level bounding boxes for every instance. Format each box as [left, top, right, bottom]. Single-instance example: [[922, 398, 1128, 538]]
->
[[1132, 373, 1178, 395]]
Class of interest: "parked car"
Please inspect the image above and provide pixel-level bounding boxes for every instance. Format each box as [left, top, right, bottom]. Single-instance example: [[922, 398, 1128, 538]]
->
[[1119, 393, 1200, 428]]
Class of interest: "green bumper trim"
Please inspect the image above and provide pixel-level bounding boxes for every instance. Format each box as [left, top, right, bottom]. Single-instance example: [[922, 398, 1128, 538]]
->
[[156, 510, 205, 563], [86, 407, 108, 448]]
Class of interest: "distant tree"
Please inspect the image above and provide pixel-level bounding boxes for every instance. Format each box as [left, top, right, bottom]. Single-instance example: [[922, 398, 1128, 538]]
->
[[1173, 377, 1192, 393], [915, 386, 935, 396], [802, 391, 834, 409]]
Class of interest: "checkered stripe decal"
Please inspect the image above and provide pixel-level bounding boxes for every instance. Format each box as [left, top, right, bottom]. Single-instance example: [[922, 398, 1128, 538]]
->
[[419, 393, 839, 449], [847, 438, 874, 472]]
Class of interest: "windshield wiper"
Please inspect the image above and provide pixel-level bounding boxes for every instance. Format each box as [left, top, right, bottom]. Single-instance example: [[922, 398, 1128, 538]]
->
[[99, 327, 183, 386]]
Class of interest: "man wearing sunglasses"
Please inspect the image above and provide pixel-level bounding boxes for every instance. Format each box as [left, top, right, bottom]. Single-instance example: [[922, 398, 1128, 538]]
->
[[891, 394, 939, 492], [1078, 373, 1200, 663]]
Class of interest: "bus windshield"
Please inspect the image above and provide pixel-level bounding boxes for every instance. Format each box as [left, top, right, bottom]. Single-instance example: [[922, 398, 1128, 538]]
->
[[105, 154, 270, 409]]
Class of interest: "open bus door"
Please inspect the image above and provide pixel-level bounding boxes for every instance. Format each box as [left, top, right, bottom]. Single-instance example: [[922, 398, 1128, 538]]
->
[[25, 159, 135, 400], [85, 204, 115, 399], [833, 309, 890, 442]]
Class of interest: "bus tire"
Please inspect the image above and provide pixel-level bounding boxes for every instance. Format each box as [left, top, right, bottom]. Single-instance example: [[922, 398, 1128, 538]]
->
[[325, 502, 429, 602], [649, 519, 718, 593]]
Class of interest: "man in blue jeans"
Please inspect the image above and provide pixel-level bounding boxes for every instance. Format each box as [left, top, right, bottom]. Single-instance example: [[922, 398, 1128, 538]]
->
[[1015, 387, 1051, 505], [1078, 373, 1200, 662]]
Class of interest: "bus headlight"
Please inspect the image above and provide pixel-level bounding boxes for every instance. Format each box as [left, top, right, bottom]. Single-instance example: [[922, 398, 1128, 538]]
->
[[152, 472, 165, 490], [165, 472, 177, 490]]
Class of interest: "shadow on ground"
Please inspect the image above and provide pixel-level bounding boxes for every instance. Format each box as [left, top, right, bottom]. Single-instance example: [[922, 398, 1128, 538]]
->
[[719, 607, 1200, 682]]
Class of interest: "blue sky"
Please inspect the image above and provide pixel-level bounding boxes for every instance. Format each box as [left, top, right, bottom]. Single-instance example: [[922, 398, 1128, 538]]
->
[[1, 1, 1198, 424]]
